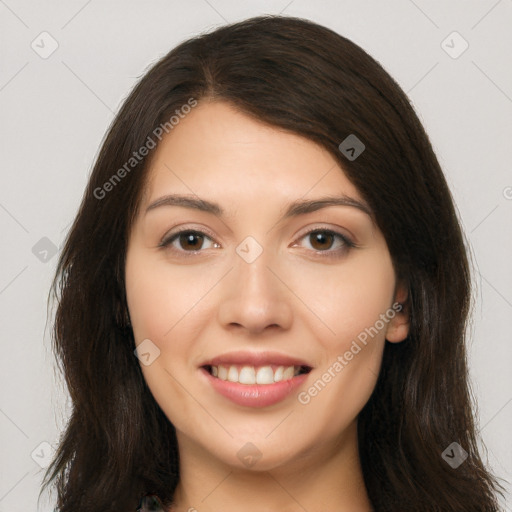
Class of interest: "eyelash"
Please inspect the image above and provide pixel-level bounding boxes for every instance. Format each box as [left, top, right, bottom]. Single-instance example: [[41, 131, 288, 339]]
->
[[159, 226, 356, 259]]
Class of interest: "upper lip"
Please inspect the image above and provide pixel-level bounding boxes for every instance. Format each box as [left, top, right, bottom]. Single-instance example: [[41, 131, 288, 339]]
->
[[200, 351, 313, 369]]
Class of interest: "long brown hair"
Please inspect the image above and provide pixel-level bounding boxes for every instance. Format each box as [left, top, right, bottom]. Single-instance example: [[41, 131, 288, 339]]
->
[[42, 15, 504, 511]]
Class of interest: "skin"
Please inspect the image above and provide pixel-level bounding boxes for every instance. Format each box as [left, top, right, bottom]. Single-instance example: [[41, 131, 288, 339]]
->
[[125, 100, 409, 512]]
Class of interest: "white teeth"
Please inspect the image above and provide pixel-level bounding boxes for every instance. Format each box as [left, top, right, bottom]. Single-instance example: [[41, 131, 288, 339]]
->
[[218, 365, 228, 381], [283, 366, 295, 380], [227, 365, 239, 382], [239, 366, 256, 385], [256, 366, 274, 384], [209, 364, 303, 385], [273, 366, 284, 382]]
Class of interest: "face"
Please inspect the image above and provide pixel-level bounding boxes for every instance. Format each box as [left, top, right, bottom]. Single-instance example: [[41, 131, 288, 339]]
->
[[125, 100, 409, 473]]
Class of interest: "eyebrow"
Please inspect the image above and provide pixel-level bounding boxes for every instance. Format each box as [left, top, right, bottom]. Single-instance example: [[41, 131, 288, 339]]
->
[[145, 193, 373, 220]]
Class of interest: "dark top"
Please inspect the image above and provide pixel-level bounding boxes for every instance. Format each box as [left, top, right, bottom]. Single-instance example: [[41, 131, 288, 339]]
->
[[137, 495, 166, 511]]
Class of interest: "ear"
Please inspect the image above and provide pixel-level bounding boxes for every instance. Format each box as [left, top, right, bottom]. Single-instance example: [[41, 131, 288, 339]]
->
[[385, 280, 410, 343]]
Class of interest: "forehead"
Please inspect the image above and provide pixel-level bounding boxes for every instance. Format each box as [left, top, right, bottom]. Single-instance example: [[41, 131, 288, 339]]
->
[[142, 101, 363, 209]]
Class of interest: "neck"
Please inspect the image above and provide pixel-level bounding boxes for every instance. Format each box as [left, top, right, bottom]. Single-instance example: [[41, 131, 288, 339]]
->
[[169, 422, 373, 512]]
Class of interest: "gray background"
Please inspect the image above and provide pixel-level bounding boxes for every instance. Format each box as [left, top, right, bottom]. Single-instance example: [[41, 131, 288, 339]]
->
[[1, 1, 511, 510]]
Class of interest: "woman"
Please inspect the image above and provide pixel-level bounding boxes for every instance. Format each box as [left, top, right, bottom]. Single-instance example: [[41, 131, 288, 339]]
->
[[42, 15, 503, 512]]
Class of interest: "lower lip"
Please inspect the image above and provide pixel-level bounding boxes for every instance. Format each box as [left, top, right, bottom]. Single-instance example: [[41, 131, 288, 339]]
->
[[201, 368, 309, 408]]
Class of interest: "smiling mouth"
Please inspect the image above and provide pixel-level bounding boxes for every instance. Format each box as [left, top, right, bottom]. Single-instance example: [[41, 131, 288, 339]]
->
[[203, 364, 312, 385]]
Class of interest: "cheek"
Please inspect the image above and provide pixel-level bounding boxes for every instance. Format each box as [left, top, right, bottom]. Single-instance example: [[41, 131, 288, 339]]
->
[[281, 249, 396, 349], [125, 246, 220, 342], [125, 247, 224, 397], [125, 247, 211, 427], [331, 261, 395, 356], [282, 251, 395, 433]]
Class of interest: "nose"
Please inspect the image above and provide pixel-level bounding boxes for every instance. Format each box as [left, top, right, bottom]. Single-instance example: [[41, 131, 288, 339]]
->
[[217, 249, 293, 335]]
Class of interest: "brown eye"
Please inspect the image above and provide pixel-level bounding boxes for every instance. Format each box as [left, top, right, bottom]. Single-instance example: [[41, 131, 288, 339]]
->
[[161, 230, 218, 253], [309, 231, 335, 251], [178, 232, 205, 251], [294, 228, 355, 258]]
